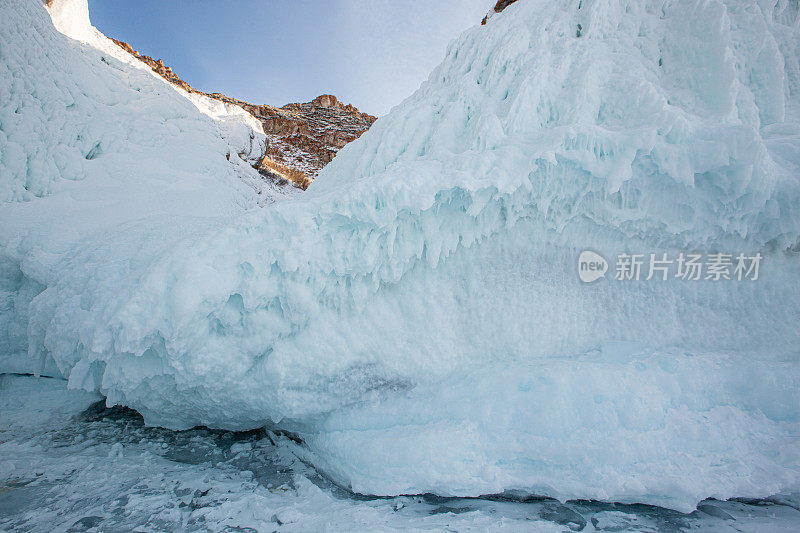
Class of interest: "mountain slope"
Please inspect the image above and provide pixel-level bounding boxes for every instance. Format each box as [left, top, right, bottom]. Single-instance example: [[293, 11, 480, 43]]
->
[[111, 38, 376, 189]]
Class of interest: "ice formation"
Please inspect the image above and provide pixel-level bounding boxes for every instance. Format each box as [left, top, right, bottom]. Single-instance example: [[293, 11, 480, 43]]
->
[[1, 0, 799, 512], [0, 0, 284, 373], [5, 373, 800, 531]]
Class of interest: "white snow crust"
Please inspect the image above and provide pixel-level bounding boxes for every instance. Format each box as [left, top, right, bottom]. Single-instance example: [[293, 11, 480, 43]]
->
[[0, 0, 285, 373], [2, 0, 799, 512]]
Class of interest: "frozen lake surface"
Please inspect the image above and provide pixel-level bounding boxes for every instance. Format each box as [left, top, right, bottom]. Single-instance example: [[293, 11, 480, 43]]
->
[[1, 374, 798, 532]]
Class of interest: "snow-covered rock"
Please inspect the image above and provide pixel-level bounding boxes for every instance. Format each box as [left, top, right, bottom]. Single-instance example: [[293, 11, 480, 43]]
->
[[45, 0, 94, 42], [107, 37, 376, 189], [2, 0, 799, 512]]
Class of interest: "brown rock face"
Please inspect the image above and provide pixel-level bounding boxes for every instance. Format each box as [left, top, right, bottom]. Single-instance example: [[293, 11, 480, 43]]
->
[[110, 39, 376, 190], [312, 94, 338, 108], [481, 0, 521, 25], [255, 98, 376, 188], [111, 39, 198, 95]]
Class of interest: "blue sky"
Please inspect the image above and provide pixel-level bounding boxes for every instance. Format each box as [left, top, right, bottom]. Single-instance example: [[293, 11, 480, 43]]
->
[[88, 0, 492, 116]]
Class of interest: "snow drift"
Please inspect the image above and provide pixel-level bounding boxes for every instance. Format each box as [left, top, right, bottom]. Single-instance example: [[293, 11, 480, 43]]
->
[[0, 0, 283, 373], [2, 0, 800, 512]]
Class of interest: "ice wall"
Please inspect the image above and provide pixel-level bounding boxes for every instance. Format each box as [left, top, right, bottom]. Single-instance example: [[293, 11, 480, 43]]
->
[[2, 0, 799, 511], [0, 0, 282, 373]]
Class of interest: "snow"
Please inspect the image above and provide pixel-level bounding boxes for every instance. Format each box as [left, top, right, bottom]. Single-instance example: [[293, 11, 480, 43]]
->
[[0, 0, 287, 373], [45, 0, 93, 43], [2, 0, 800, 516]]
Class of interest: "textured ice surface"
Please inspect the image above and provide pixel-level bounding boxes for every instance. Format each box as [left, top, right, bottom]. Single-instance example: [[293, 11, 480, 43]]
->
[[0, 0, 286, 373], [3, 375, 800, 532], [2, 0, 800, 513]]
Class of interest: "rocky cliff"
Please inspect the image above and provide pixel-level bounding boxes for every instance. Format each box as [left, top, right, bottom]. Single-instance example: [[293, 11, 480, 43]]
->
[[112, 39, 376, 189], [481, 0, 521, 25]]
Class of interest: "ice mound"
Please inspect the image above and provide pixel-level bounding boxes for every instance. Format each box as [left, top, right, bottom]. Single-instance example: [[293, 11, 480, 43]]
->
[[2, 0, 800, 512], [0, 0, 282, 373]]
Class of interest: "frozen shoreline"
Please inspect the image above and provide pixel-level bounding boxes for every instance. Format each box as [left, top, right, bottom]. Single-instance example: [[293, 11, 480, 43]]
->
[[1, 374, 799, 532]]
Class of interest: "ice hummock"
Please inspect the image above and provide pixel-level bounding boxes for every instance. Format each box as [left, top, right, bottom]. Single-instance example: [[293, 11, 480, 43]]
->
[[2, 0, 800, 513], [0, 0, 286, 373]]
